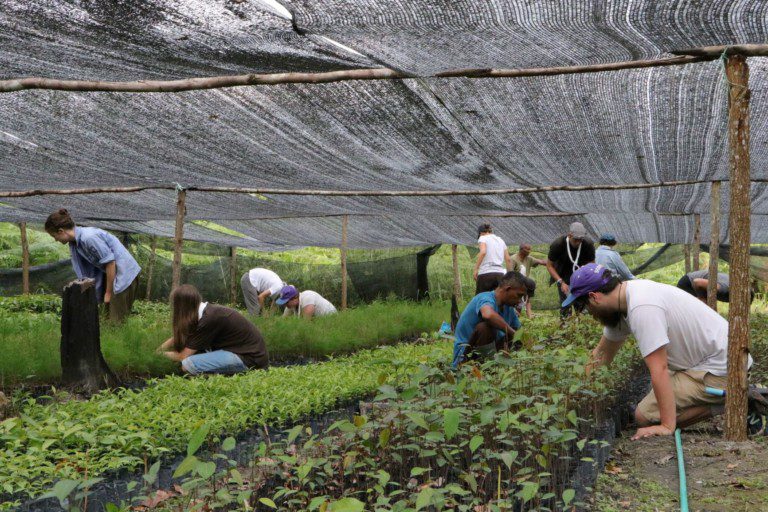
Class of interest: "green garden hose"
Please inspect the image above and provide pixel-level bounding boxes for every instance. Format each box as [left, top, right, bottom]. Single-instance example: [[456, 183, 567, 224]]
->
[[675, 428, 690, 512]]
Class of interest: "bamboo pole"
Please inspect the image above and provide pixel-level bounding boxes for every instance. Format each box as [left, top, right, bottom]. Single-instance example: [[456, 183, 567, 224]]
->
[[19, 222, 29, 295], [340, 215, 348, 310], [707, 182, 722, 310], [3, 178, 768, 200], [229, 246, 238, 305], [0, 56, 713, 94], [725, 53, 752, 441], [692, 214, 701, 271], [4, 45, 768, 94], [145, 236, 157, 300], [172, 189, 186, 291], [452, 244, 462, 302], [683, 244, 692, 274]]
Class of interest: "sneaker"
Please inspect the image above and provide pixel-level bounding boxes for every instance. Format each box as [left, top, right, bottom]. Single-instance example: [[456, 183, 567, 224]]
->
[[747, 411, 767, 436]]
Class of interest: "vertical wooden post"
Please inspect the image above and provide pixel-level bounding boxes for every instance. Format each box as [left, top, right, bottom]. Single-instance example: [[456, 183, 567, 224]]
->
[[692, 214, 701, 271], [19, 222, 30, 295], [725, 53, 751, 441], [145, 236, 157, 300], [707, 182, 722, 310], [229, 246, 238, 305], [340, 215, 348, 310], [451, 244, 462, 301], [172, 189, 186, 291]]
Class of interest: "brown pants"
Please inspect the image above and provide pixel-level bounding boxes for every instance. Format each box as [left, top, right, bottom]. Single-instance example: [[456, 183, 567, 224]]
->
[[105, 278, 138, 324], [476, 272, 504, 294], [635, 370, 727, 423]]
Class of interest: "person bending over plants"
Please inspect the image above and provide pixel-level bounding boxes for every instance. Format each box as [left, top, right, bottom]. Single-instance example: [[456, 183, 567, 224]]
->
[[276, 285, 337, 319], [45, 208, 141, 323], [157, 284, 269, 375], [451, 271, 530, 368], [564, 263, 752, 440]]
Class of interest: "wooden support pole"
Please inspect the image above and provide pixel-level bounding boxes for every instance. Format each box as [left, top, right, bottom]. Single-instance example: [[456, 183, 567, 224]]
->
[[692, 214, 702, 271], [683, 244, 692, 274], [145, 236, 157, 301], [172, 189, 186, 291], [451, 244, 462, 302], [5, 45, 768, 94], [3, 178, 768, 200], [341, 215, 348, 310], [725, 53, 752, 441], [707, 182, 722, 310], [0, 55, 715, 94], [19, 222, 30, 295], [229, 246, 238, 305]]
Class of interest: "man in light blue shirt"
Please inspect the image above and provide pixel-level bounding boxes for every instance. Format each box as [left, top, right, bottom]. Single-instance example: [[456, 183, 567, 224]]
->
[[595, 234, 635, 281], [452, 272, 529, 367]]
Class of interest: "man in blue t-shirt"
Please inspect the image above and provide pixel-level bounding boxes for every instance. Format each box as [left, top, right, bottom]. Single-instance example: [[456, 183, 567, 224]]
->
[[452, 272, 531, 367]]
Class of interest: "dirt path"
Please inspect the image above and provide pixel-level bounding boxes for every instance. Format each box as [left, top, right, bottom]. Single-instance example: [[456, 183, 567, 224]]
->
[[591, 420, 768, 511]]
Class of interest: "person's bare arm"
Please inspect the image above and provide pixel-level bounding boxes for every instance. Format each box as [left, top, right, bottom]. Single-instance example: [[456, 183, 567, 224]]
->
[[258, 290, 271, 310], [479, 305, 515, 338], [525, 301, 533, 319], [533, 257, 547, 266], [104, 261, 116, 303], [588, 335, 624, 372], [546, 260, 569, 295], [163, 347, 197, 362], [473, 242, 487, 281], [301, 304, 316, 319], [632, 346, 676, 439], [156, 337, 175, 354]]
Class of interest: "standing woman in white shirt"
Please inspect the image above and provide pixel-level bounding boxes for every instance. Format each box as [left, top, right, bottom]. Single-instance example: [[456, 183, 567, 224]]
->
[[472, 224, 512, 294]]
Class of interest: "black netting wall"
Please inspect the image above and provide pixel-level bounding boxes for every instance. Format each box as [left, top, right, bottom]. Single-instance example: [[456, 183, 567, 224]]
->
[[0, 259, 76, 296], [130, 242, 437, 307]]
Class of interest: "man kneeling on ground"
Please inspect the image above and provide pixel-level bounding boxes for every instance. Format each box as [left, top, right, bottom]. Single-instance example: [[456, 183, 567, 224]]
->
[[452, 271, 530, 368], [563, 263, 752, 440]]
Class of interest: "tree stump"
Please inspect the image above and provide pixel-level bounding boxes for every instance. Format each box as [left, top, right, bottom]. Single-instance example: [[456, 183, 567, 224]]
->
[[60, 279, 120, 393]]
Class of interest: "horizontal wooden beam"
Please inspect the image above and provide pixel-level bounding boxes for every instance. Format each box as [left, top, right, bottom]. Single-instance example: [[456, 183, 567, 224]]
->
[[671, 44, 768, 58], [6, 44, 768, 94], [1, 178, 766, 199]]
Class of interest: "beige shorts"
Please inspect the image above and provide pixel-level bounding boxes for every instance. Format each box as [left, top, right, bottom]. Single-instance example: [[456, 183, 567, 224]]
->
[[635, 370, 727, 423]]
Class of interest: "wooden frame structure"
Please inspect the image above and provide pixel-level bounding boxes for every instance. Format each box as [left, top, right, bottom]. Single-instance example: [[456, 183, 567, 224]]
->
[[2, 43, 759, 440]]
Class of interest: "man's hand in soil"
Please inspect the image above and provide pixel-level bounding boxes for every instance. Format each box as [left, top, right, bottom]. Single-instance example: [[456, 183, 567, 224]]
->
[[631, 424, 674, 440]]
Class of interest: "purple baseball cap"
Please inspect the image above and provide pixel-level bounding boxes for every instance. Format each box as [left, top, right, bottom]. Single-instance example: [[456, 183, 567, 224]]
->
[[561, 263, 613, 308], [276, 285, 298, 305]]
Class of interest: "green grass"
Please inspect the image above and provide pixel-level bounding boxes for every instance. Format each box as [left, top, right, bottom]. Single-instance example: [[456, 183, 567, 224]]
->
[[0, 299, 449, 387]]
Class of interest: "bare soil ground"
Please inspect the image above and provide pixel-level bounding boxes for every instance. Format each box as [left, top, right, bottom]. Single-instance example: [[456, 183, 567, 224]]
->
[[590, 418, 768, 511]]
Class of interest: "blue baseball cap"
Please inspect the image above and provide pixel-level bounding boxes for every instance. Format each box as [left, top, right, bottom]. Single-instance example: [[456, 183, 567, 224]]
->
[[276, 285, 298, 306], [600, 233, 616, 242], [561, 263, 613, 308]]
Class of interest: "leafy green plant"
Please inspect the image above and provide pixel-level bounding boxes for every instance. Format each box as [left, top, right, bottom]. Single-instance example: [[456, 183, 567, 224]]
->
[[100, 316, 641, 512], [0, 342, 449, 505], [0, 294, 62, 314]]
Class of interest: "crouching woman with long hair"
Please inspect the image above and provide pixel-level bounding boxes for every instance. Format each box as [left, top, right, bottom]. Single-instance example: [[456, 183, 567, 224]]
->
[[157, 285, 269, 375]]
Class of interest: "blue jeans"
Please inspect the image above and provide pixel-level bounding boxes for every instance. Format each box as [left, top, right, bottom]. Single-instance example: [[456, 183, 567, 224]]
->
[[181, 350, 248, 375]]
